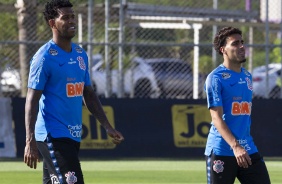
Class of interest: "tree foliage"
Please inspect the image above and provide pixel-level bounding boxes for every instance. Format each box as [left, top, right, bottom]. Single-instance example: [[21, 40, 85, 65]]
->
[[0, 0, 280, 72]]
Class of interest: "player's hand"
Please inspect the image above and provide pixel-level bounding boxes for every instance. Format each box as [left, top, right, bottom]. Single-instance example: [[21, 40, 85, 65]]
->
[[24, 139, 40, 169], [233, 145, 252, 168], [106, 128, 124, 144]]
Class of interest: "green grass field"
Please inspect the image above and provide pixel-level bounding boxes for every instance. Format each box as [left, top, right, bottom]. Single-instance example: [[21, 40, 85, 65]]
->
[[1, 159, 281, 184]]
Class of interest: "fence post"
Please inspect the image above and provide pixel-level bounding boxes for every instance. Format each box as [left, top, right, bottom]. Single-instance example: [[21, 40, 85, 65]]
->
[[15, 0, 37, 97]]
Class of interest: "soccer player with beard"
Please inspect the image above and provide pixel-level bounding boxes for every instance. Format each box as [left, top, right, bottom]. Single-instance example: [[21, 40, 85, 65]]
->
[[204, 27, 270, 184], [24, 0, 124, 183]]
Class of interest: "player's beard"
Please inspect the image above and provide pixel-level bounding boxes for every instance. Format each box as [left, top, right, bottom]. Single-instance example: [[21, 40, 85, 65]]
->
[[240, 58, 247, 63], [54, 25, 76, 40]]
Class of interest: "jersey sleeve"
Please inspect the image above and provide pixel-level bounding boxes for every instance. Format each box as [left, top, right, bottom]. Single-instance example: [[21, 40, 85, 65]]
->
[[28, 49, 49, 90], [83, 53, 91, 86], [205, 73, 223, 108], [84, 68, 91, 86]]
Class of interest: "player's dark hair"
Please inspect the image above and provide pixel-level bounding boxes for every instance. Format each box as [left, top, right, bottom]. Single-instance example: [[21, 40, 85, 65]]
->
[[213, 27, 242, 55], [43, 0, 73, 25]]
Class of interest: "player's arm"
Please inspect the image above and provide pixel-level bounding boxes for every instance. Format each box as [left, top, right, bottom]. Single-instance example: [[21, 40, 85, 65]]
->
[[82, 85, 124, 144], [209, 106, 252, 168], [24, 88, 42, 169]]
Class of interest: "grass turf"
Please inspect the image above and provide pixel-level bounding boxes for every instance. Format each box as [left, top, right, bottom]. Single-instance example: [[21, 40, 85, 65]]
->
[[0, 159, 281, 184]]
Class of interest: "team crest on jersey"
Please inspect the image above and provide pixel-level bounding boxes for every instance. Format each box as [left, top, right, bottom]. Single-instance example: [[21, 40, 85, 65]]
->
[[49, 48, 58, 56], [221, 73, 231, 79], [75, 47, 83, 53], [213, 160, 224, 173], [65, 171, 77, 184], [50, 174, 60, 184], [245, 77, 253, 91], [77, 56, 86, 70]]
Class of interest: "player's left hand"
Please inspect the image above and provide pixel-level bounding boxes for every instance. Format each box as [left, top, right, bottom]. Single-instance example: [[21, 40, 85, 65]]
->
[[107, 128, 124, 144], [233, 145, 252, 168]]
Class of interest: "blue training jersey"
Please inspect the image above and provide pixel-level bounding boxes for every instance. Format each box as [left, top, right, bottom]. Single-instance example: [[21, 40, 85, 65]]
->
[[28, 40, 91, 142], [204, 64, 258, 156]]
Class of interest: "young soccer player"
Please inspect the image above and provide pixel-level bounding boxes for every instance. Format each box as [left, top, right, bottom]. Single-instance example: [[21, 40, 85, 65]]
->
[[204, 26, 270, 184]]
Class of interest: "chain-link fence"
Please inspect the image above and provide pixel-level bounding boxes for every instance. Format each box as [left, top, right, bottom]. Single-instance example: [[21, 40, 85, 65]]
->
[[1, 0, 282, 99]]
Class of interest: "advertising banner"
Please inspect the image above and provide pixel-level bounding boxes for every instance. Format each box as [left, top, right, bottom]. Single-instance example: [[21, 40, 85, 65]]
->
[[0, 98, 16, 157], [12, 98, 282, 158]]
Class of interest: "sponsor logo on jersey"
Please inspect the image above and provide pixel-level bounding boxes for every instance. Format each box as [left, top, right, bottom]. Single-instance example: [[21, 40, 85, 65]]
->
[[66, 82, 84, 97], [221, 72, 231, 79], [68, 58, 77, 65], [68, 124, 82, 138], [49, 48, 58, 56], [59, 62, 66, 67], [77, 56, 86, 70], [213, 160, 224, 173], [65, 171, 77, 184], [231, 101, 252, 115], [50, 174, 60, 184], [233, 96, 242, 101], [230, 139, 251, 151], [75, 47, 83, 53], [67, 77, 76, 82], [213, 78, 220, 102], [238, 78, 246, 84], [229, 82, 237, 87], [239, 140, 251, 151]]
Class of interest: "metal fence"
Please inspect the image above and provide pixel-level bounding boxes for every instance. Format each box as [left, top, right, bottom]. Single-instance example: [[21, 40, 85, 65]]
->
[[0, 0, 282, 99]]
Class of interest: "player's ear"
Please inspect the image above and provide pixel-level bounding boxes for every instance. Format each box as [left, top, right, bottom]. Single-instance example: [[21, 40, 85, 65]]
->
[[220, 47, 225, 55], [48, 19, 55, 28]]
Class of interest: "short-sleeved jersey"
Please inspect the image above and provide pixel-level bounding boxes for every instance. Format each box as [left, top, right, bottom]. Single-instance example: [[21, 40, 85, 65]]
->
[[204, 64, 258, 156], [28, 40, 91, 142]]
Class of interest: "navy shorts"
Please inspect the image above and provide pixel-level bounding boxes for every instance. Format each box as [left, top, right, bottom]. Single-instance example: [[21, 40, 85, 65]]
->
[[36, 136, 84, 184], [206, 152, 270, 184]]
